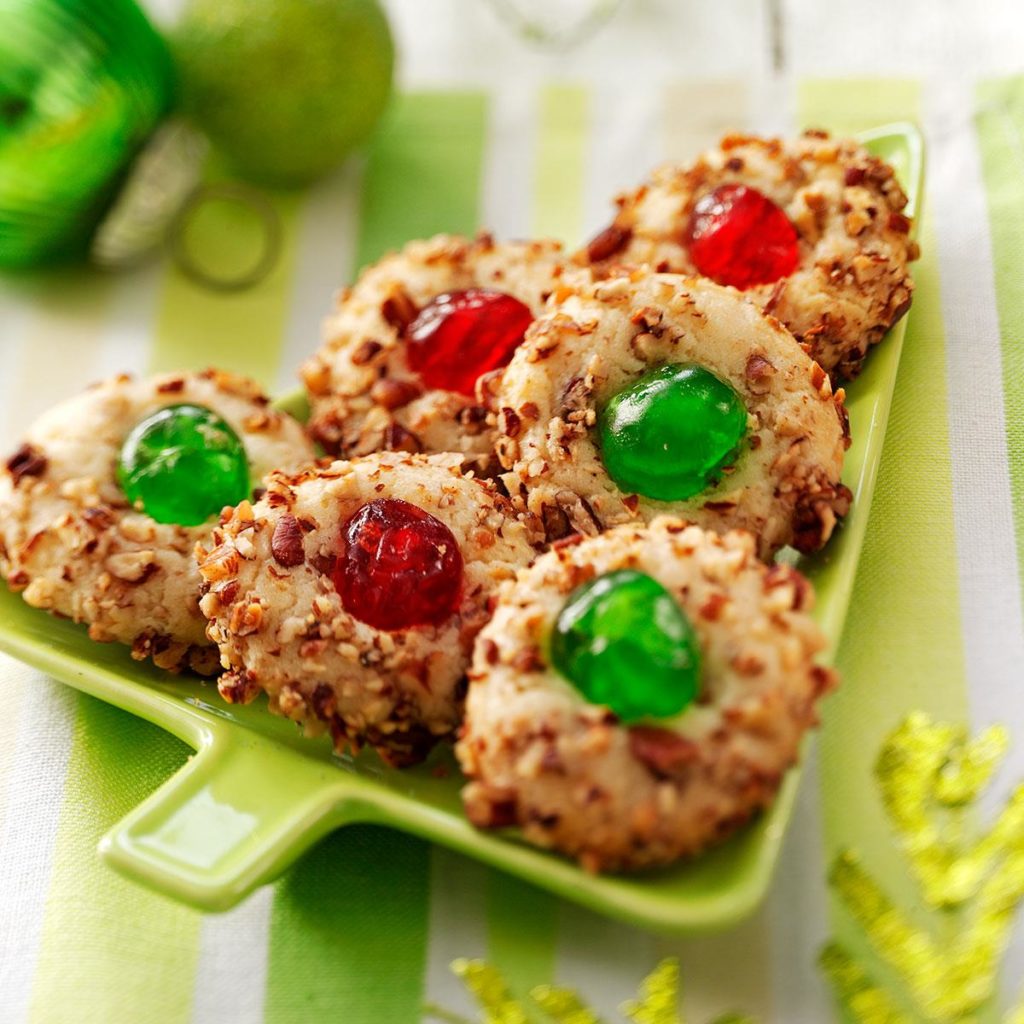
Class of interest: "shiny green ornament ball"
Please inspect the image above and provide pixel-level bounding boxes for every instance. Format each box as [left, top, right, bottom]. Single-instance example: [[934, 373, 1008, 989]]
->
[[117, 404, 250, 527], [550, 569, 701, 723], [0, 0, 175, 268], [598, 363, 748, 502]]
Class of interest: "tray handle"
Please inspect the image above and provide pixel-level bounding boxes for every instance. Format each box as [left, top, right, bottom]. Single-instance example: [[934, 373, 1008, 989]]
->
[[99, 732, 340, 911]]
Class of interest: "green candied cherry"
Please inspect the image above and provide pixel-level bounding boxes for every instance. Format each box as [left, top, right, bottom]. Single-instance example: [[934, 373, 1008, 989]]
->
[[117, 403, 250, 526], [598, 363, 748, 502], [549, 569, 701, 722]]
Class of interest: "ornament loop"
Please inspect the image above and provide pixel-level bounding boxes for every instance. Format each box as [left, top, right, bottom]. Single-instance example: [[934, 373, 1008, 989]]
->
[[166, 182, 282, 293]]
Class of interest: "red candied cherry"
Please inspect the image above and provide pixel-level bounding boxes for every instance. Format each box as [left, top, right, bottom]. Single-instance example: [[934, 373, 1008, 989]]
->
[[334, 498, 464, 631], [687, 184, 800, 290], [404, 289, 534, 397]]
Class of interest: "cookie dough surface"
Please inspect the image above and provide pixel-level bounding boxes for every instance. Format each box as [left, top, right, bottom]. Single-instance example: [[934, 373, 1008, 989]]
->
[[497, 271, 851, 559], [198, 451, 538, 766], [0, 370, 314, 673], [583, 131, 916, 380], [457, 519, 837, 872], [302, 233, 567, 468]]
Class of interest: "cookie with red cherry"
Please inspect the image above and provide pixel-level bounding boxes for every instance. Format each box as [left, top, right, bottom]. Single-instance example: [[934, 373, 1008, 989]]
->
[[196, 451, 537, 767], [581, 131, 917, 381], [301, 233, 567, 469]]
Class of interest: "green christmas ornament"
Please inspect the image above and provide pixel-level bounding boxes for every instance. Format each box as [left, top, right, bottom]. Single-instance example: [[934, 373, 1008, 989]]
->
[[550, 569, 701, 723], [174, 0, 395, 187], [117, 403, 250, 527], [0, 0, 175, 268], [598, 363, 748, 502]]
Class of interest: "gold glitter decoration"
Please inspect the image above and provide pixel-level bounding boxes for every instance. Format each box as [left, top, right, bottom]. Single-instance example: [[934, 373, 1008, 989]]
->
[[877, 712, 1023, 908], [450, 959, 531, 1024], [825, 712, 1024, 1022], [426, 957, 753, 1024], [531, 986, 602, 1024], [818, 944, 909, 1024], [621, 959, 682, 1024]]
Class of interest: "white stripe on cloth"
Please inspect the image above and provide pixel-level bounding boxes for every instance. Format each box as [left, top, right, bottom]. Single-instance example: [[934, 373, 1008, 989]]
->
[[481, 84, 536, 241], [94, 262, 166, 379], [189, 886, 274, 1024], [751, 73, 797, 138], [580, 79, 665, 242], [416, 85, 533, 1018], [554, 903, 658, 1017], [763, 748, 836, 1022], [927, 74, 1024, 1003], [0, 677, 77, 1024], [0, 292, 34, 445], [927, 77, 1024, 754], [276, 160, 364, 397], [421, 848, 489, 1021]]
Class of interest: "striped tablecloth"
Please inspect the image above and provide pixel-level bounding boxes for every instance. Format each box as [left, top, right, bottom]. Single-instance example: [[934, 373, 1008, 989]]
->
[[2, 3, 1024, 1019]]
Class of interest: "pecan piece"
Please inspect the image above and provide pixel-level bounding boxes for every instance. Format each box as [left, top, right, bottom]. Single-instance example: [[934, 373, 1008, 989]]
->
[[351, 339, 383, 366], [229, 599, 264, 637], [6, 444, 47, 486], [381, 288, 419, 332], [464, 786, 520, 829], [499, 407, 521, 439], [219, 670, 261, 705], [745, 353, 776, 395], [887, 211, 912, 234], [382, 422, 422, 453], [370, 378, 422, 410], [629, 726, 699, 778], [271, 514, 305, 567], [585, 223, 632, 263]]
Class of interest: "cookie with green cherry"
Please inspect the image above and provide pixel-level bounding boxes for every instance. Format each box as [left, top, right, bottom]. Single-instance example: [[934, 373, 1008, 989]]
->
[[495, 271, 851, 560], [0, 370, 313, 673], [457, 518, 836, 872]]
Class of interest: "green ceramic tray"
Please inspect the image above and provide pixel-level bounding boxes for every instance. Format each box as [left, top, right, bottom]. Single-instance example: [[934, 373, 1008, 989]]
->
[[0, 124, 923, 933]]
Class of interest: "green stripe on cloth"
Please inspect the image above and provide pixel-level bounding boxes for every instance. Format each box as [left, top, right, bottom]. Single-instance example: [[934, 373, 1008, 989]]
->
[[798, 74, 970, 953], [264, 826, 431, 1024], [486, 874, 558, 1004], [531, 84, 588, 245], [974, 75, 1024, 606], [355, 91, 489, 270], [797, 79, 921, 135], [264, 90, 490, 1022], [28, 697, 200, 1024], [149, 159, 304, 387]]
